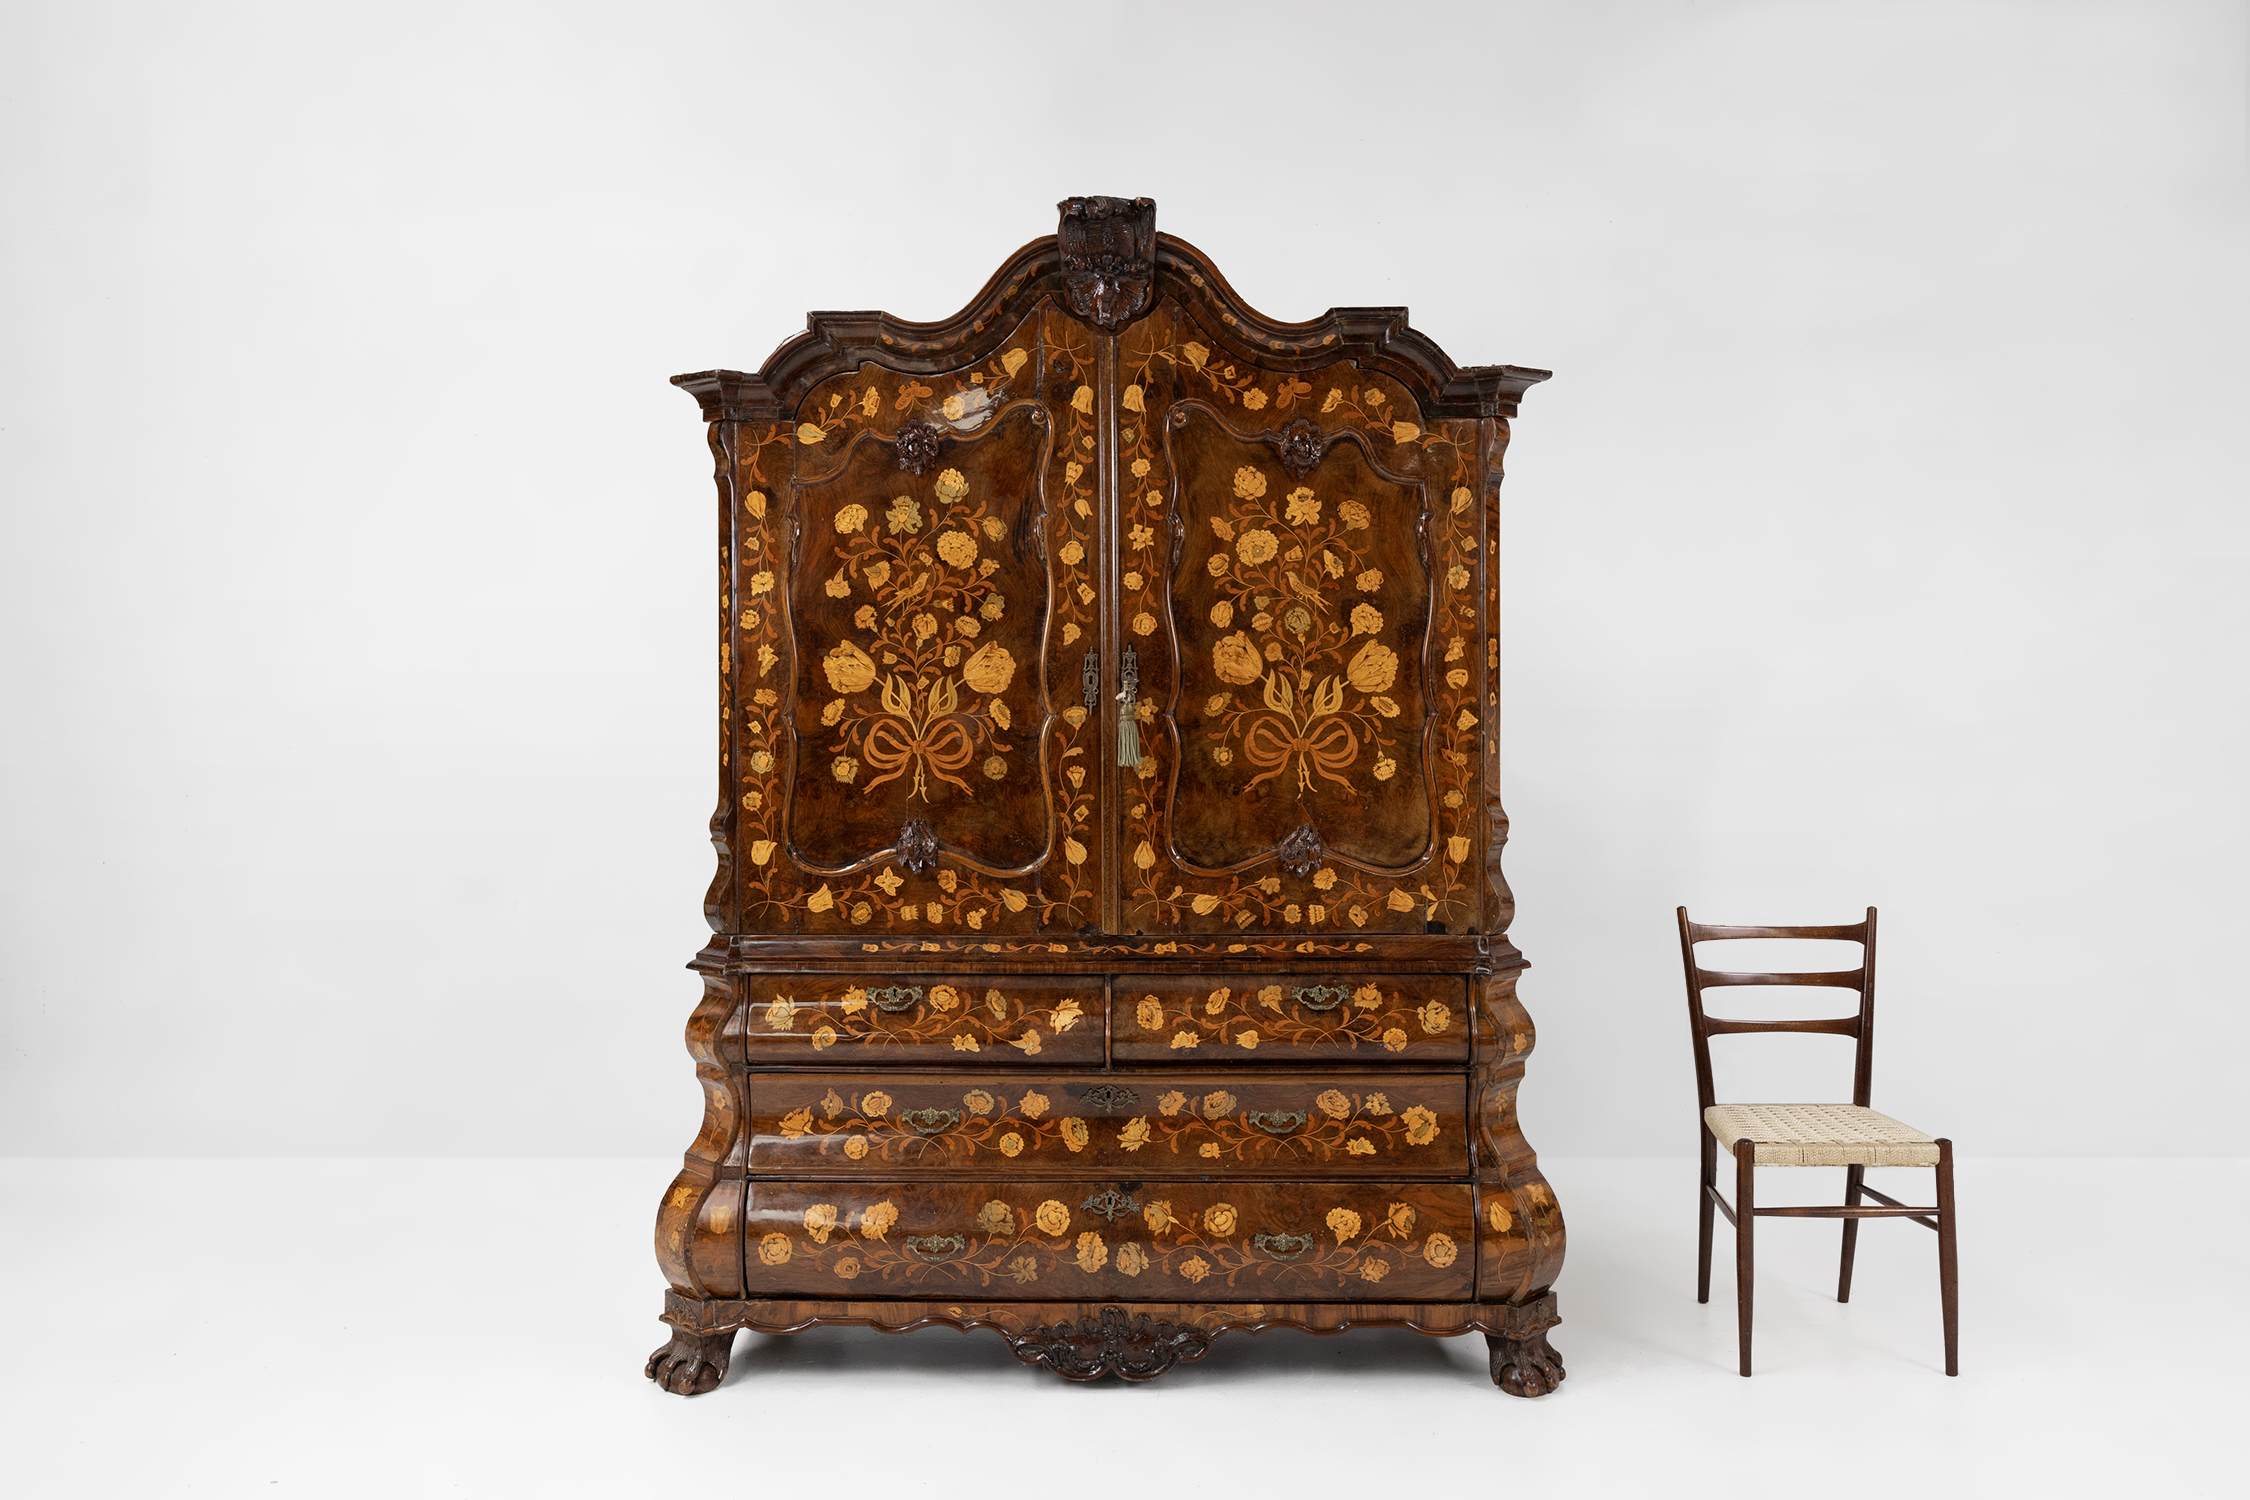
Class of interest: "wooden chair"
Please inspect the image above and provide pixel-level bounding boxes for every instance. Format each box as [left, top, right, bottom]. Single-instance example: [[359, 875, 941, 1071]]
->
[[1678, 907, 1958, 1376]]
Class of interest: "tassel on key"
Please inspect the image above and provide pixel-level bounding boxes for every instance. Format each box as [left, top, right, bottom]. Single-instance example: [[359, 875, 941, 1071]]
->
[[1116, 643, 1142, 768]]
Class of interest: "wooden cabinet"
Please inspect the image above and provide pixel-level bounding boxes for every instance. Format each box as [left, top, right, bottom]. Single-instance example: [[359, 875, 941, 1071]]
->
[[647, 198, 1565, 1396]]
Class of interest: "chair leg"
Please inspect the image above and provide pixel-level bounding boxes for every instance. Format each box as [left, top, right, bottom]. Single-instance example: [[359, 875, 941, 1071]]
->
[[1936, 1138, 1959, 1376], [1837, 1163, 1865, 1302], [1697, 1128, 1717, 1304], [1734, 1138, 1756, 1376]]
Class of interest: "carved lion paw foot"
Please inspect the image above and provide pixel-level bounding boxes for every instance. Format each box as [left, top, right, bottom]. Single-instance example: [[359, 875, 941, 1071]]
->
[[646, 1328, 733, 1396], [1486, 1329, 1565, 1397]]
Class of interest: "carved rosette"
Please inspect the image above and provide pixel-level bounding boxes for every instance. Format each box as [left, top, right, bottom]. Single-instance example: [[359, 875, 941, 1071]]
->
[[1275, 418, 1326, 478], [1276, 821, 1325, 878], [1009, 1305, 1212, 1382], [1057, 196, 1157, 331], [894, 420, 942, 475]]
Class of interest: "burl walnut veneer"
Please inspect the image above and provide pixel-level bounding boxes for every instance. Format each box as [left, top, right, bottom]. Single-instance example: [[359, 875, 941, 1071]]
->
[[648, 197, 1562, 1393]]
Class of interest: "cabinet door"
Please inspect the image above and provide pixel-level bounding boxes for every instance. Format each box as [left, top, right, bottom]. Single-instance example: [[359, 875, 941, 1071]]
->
[[739, 303, 1107, 935], [1116, 301, 1490, 936]]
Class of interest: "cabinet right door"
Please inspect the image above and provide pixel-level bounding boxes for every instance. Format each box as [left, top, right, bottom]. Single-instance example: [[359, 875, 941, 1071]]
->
[[1117, 301, 1491, 938]]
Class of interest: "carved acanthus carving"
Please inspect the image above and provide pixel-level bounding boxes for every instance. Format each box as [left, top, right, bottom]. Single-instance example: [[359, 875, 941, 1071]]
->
[[894, 420, 942, 475], [1057, 196, 1157, 331], [897, 818, 940, 873], [1275, 418, 1327, 478], [1009, 1305, 1212, 1382], [1275, 820, 1325, 877]]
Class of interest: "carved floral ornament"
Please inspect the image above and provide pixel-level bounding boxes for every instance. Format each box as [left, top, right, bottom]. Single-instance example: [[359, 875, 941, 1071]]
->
[[1057, 194, 1156, 332]]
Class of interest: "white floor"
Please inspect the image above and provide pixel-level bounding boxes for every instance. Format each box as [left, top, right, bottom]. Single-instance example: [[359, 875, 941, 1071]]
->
[[2, 1158, 2240, 1496]]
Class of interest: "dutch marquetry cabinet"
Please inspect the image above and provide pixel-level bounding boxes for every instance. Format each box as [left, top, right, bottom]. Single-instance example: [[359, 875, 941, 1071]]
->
[[646, 197, 1563, 1394]]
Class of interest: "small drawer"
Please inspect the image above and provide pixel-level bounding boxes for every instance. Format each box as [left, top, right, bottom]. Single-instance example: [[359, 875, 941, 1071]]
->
[[1111, 974, 1468, 1063], [741, 975, 1102, 1066], [747, 1072, 1467, 1177], [740, 1179, 1476, 1302]]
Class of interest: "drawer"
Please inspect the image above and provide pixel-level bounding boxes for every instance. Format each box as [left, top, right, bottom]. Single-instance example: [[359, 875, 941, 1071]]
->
[[741, 1179, 1476, 1301], [747, 1073, 1467, 1177], [741, 975, 1102, 1065], [1111, 974, 1468, 1063]]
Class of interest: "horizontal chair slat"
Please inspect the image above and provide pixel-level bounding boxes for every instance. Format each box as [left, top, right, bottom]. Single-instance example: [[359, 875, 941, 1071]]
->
[[1687, 922, 1869, 941], [1751, 1205, 1937, 1219], [1696, 969, 1865, 987], [1702, 1016, 1861, 1036]]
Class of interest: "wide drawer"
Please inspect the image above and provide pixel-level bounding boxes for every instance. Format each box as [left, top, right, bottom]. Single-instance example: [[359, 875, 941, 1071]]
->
[[741, 975, 1101, 1065], [741, 1179, 1476, 1301], [747, 1073, 1467, 1176], [1111, 974, 1468, 1063]]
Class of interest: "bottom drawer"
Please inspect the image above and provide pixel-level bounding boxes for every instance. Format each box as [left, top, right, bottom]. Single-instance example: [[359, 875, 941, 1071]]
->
[[741, 1180, 1474, 1302]]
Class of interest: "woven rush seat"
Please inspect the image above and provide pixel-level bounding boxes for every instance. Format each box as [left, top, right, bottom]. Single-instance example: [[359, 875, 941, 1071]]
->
[[1705, 1103, 1941, 1168]]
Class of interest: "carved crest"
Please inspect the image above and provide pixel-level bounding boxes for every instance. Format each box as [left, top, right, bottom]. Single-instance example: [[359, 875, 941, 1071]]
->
[[1009, 1306, 1212, 1383], [894, 420, 943, 475], [897, 818, 940, 873], [1275, 419, 1327, 479], [1057, 196, 1157, 331], [1275, 820, 1325, 877]]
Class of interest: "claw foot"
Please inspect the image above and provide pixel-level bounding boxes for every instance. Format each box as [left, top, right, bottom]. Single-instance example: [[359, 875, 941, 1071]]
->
[[646, 1327, 734, 1396], [1486, 1328, 1565, 1397]]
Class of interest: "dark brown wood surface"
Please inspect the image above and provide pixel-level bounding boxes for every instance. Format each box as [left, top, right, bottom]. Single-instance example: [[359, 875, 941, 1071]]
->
[[739, 974, 1101, 1065], [1111, 973, 1467, 1062], [743, 1071, 1469, 1177]]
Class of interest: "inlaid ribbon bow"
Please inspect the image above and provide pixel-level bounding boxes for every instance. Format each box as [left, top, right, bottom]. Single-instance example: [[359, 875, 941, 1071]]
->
[[1239, 671, 1361, 793], [861, 674, 980, 798]]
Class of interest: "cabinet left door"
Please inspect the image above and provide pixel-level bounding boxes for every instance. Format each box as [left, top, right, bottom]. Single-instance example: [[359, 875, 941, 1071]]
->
[[721, 303, 1108, 937]]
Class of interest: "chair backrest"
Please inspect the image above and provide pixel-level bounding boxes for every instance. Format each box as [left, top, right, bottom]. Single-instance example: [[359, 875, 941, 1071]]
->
[[1676, 907, 1877, 1113]]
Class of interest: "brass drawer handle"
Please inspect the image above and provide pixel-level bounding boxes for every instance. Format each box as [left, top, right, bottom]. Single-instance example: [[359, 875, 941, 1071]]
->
[[900, 1108, 962, 1136], [1291, 983, 1350, 1012], [905, 1234, 968, 1262], [1246, 1110, 1307, 1136], [867, 985, 923, 1013], [1253, 1231, 1314, 1262], [1079, 1083, 1140, 1113]]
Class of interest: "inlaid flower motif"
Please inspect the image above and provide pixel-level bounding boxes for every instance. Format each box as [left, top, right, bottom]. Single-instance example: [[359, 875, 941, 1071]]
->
[[1202, 1091, 1237, 1119], [765, 996, 797, 1031], [910, 611, 938, 642], [834, 503, 868, 533], [749, 750, 775, 775], [1346, 638, 1398, 693], [804, 1205, 838, 1243], [1118, 1118, 1151, 1151], [1391, 421, 1420, 444], [933, 468, 969, 503], [1488, 1201, 1513, 1233], [1204, 1204, 1238, 1236], [1212, 631, 1263, 685], [1382, 1029, 1409, 1053], [1145, 1200, 1174, 1232], [821, 1089, 847, 1119], [1236, 1030, 1259, 1049], [1317, 1089, 1353, 1119], [812, 1025, 837, 1050], [777, 1106, 813, 1137], [860, 1091, 893, 1117], [1423, 1232, 1458, 1268], [757, 1233, 792, 1265], [1382, 1203, 1417, 1239], [821, 699, 846, 727], [1157, 1090, 1187, 1117], [999, 1132, 1024, 1157], [834, 1257, 861, 1280], [1035, 1199, 1071, 1236], [830, 756, 858, 784], [824, 570, 851, 599], [887, 496, 922, 534], [1207, 553, 1230, 577], [1258, 985, 1284, 1008], [1327, 1207, 1363, 1243], [1017, 1090, 1050, 1119], [963, 1088, 995, 1116], [1233, 466, 1267, 500], [864, 560, 891, 588], [843, 1134, 869, 1159], [1181, 1255, 1212, 1283], [1347, 1138, 1375, 1155], [1447, 835, 1471, 863], [1209, 600, 1235, 627], [860, 1201, 899, 1241], [1132, 612, 1156, 636], [1371, 696, 1400, 718], [962, 641, 1016, 694], [1115, 1242, 1149, 1276], [1235, 528, 1281, 567], [872, 869, 903, 896], [823, 640, 876, 694], [1074, 1231, 1108, 1272], [953, 1035, 980, 1052], [925, 985, 959, 1013], [1373, 756, 1396, 781], [1121, 384, 1145, 413], [1168, 1030, 1199, 1050], [1364, 1093, 1392, 1115], [980, 517, 1007, 543], [1199, 1142, 1220, 1159], [935, 530, 978, 568], [1283, 605, 1311, 637], [1072, 385, 1094, 414], [1061, 1118, 1089, 1152], [1049, 997, 1083, 1031], [1359, 1259, 1390, 1282], [976, 1200, 1015, 1234], [1136, 997, 1164, 1031], [1417, 1001, 1451, 1034], [1349, 603, 1383, 637], [1447, 563, 1471, 590], [1285, 487, 1319, 524]]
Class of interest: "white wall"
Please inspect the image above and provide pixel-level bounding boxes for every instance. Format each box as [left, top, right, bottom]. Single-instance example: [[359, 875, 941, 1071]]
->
[[2, 0, 2243, 1157]]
